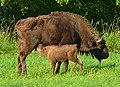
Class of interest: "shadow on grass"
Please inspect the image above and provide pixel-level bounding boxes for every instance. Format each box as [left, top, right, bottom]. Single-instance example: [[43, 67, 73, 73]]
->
[[82, 63, 116, 75], [49, 63, 116, 76], [18, 62, 116, 77]]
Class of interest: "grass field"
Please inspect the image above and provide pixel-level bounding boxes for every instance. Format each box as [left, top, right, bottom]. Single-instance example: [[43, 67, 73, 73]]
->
[[0, 32, 120, 87]]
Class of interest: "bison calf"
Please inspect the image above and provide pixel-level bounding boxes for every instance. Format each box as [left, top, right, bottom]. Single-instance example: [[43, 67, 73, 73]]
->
[[37, 44, 83, 75]]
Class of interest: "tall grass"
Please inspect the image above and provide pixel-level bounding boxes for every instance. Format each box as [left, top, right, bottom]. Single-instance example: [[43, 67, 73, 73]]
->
[[92, 17, 120, 53], [0, 17, 17, 54], [0, 33, 18, 54], [104, 32, 120, 53]]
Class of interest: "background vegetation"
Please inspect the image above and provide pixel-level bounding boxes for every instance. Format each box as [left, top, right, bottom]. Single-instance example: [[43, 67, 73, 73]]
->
[[0, 0, 120, 32], [0, 0, 120, 87]]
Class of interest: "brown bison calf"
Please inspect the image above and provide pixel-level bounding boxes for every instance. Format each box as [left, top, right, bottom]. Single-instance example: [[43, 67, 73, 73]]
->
[[37, 44, 83, 75]]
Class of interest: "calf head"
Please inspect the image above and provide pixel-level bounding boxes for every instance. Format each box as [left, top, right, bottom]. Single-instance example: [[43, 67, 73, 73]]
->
[[37, 44, 47, 56]]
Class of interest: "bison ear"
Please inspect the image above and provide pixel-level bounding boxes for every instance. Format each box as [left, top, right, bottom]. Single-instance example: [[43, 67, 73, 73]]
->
[[88, 40, 97, 47], [80, 40, 97, 51]]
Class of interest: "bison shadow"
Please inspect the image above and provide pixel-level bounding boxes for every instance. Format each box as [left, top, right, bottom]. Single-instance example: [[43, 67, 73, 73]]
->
[[81, 62, 116, 75]]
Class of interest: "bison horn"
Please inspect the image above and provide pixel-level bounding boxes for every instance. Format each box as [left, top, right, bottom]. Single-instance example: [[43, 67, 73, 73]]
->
[[96, 38, 102, 43], [96, 33, 104, 43]]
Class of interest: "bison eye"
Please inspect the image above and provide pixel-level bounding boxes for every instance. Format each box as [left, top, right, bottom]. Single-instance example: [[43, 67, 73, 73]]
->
[[99, 43, 105, 49]]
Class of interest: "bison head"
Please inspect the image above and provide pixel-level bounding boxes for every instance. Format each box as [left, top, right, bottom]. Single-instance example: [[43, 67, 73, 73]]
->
[[89, 34, 109, 62]]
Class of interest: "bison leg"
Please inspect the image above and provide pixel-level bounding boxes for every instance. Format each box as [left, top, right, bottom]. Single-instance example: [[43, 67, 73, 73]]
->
[[18, 56, 22, 74], [55, 62, 61, 74], [18, 52, 27, 75], [64, 60, 69, 72], [18, 39, 38, 75]]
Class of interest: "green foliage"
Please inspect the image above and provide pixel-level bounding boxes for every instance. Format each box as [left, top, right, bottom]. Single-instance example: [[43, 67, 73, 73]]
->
[[92, 17, 120, 32], [64, 0, 116, 23], [0, 0, 117, 32], [0, 0, 5, 6], [56, 0, 69, 5], [1, 0, 60, 21], [0, 0, 61, 33], [116, 0, 120, 26], [116, 0, 120, 5], [0, 14, 17, 54]]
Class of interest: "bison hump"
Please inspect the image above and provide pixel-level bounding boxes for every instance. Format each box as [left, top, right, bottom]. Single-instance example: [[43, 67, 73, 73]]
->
[[16, 17, 37, 32]]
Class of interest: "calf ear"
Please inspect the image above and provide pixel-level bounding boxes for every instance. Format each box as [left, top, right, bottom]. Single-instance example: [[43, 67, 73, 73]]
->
[[43, 47, 46, 51], [74, 44, 78, 47]]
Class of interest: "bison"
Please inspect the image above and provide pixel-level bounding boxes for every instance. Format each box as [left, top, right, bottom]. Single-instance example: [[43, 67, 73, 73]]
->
[[37, 44, 83, 75], [16, 11, 109, 74]]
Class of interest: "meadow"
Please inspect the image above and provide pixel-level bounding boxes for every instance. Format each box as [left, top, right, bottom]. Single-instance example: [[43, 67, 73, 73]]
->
[[0, 32, 120, 87]]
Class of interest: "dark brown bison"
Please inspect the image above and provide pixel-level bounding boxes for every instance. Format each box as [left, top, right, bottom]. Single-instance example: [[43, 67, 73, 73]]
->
[[16, 11, 109, 74], [37, 44, 82, 75]]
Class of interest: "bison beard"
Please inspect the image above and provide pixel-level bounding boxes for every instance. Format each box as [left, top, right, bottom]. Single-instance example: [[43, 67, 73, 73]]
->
[[16, 11, 109, 74]]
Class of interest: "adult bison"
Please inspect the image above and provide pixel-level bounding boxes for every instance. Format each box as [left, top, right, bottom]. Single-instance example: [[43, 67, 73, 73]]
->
[[16, 11, 109, 74]]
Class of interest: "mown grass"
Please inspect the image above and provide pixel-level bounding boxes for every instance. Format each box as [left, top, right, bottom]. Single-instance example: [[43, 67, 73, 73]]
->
[[0, 32, 120, 87]]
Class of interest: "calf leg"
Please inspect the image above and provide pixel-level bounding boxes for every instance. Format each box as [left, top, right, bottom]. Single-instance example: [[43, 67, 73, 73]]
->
[[51, 61, 57, 75], [64, 60, 69, 72], [79, 61, 83, 73], [71, 63, 77, 72], [76, 60, 83, 73], [55, 62, 61, 74], [71, 58, 83, 73]]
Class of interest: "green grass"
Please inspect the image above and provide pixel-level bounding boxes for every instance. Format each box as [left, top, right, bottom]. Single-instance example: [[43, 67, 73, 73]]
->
[[0, 51, 120, 87], [0, 32, 120, 87]]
